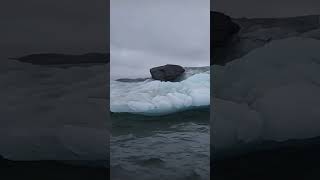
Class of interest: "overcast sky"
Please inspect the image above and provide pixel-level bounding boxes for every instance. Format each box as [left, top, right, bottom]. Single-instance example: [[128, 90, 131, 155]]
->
[[0, 0, 108, 59], [111, 0, 210, 79], [1, 0, 318, 67], [212, 0, 320, 18]]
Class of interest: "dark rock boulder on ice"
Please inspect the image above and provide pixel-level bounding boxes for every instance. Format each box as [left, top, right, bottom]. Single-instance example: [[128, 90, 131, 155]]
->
[[10, 53, 109, 66], [150, 64, 185, 81], [211, 11, 241, 65]]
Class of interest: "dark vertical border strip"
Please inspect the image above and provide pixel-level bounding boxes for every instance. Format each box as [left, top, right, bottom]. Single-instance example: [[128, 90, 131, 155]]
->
[[107, 0, 111, 179], [210, 0, 214, 179]]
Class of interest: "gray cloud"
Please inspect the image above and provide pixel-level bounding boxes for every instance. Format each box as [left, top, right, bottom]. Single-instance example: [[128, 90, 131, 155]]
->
[[111, 0, 210, 79]]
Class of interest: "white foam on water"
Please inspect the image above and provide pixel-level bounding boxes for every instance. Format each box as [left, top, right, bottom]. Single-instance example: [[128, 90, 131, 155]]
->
[[111, 70, 210, 116]]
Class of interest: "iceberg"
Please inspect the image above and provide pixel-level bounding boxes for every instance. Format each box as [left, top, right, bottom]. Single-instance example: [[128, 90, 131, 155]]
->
[[111, 69, 210, 116]]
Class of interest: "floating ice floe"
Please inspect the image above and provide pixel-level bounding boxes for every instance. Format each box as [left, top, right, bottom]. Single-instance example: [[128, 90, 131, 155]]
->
[[111, 69, 210, 116]]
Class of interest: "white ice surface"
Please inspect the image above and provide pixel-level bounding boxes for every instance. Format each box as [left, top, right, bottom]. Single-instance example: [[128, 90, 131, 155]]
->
[[212, 37, 320, 150], [111, 71, 210, 116]]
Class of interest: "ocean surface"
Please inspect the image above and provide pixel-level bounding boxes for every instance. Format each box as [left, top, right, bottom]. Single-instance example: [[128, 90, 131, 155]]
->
[[110, 67, 210, 180]]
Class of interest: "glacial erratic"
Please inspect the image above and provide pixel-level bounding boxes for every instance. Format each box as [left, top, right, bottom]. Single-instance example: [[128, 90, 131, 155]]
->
[[150, 64, 185, 82]]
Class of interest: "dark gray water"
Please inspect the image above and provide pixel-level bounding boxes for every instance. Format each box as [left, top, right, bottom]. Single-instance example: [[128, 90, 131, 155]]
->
[[110, 108, 210, 180]]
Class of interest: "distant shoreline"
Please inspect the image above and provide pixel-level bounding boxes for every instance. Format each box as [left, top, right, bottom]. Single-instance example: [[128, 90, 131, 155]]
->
[[9, 53, 110, 66]]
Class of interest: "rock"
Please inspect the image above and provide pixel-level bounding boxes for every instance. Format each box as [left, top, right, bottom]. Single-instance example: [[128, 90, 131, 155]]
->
[[211, 11, 241, 47], [150, 64, 185, 81], [211, 12, 320, 65], [211, 11, 241, 65], [10, 53, 109, 66]]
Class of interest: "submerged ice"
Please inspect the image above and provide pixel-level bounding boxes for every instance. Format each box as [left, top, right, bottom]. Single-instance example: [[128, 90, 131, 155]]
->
[[111, 69, 210, 115]]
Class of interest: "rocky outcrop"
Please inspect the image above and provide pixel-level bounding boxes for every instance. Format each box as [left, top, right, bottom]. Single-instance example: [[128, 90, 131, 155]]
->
[[10, 53, 109, 66], [211, 11, 240, 65], [150, 64, 185, 81], [211, 11, 241, 47], [211, 12, 320, 65]]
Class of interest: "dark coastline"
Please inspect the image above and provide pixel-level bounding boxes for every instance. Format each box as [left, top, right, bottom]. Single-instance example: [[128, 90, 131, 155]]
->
[[9, 53, 110, 66]]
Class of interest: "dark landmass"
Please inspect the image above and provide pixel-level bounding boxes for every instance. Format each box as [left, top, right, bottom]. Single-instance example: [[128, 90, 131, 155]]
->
[[10, 53, 110, 66], [0, 156, 108, 180], [211, 11, 320, 65], [212, 136, 320, 180], [150, 64, 185, 81]]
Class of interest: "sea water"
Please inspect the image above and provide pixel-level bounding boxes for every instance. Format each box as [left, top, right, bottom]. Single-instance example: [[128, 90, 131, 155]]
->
[[110, 67, 210, 180]]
